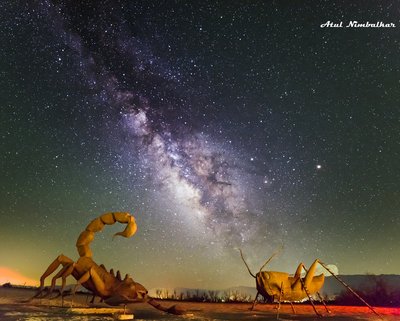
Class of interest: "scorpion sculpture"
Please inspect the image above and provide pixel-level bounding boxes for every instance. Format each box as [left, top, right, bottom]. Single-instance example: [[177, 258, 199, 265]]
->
[[33, 212, 183, 315]]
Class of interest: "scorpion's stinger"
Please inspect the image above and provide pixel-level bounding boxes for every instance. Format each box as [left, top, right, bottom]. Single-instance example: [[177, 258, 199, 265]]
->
[[76, 212, 138, 258], [113, 214, 137, 239]]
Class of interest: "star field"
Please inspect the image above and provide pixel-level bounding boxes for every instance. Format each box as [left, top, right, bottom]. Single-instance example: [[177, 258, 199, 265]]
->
[[0, 1, 399, 290]]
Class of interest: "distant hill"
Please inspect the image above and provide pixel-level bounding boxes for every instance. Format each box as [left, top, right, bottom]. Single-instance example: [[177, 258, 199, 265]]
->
[[149, 275, 400, 301]]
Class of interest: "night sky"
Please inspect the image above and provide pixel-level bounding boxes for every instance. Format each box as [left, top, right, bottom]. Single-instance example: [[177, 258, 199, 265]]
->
[[1, 1, 399, 290]]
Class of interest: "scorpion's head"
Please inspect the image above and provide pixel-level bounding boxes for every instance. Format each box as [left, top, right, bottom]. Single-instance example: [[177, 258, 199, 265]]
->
[[132, 280, 149, 300], [104, 277, 148, 306]]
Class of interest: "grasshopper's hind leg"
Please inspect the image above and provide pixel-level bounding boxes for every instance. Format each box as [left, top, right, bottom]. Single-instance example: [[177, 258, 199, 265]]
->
[[304, 259, 320, 288]]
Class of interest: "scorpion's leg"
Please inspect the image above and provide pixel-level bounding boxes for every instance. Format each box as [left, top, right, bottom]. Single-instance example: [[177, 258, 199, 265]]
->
[[49, 263, 75, 294], [89, 293, 97, 304], [39, 255, 74, 288], [49, 263, 75, 298], [34, 254, 74, 298], [72, 266, 107, 297], [304, 259, 319, 288]]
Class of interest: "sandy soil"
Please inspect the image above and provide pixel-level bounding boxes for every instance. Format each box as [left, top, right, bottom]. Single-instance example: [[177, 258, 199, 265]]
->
[[1, 287, 399, 321]]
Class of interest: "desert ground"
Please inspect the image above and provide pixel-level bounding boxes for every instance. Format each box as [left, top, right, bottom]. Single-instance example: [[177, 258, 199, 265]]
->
[[0, 287, 399, 321]]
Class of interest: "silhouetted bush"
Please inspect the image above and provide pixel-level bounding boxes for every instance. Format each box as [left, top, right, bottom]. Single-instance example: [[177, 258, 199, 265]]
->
[[154, 288, 252, 303], [334, 275, 399, 307]]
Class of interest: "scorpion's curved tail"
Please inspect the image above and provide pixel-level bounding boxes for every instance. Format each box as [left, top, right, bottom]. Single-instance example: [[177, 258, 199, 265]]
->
[[76, 212, 137, 258]]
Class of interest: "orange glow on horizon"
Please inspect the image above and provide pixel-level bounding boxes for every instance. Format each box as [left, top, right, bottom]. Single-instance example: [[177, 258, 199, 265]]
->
[[0, 266, 38, 287]]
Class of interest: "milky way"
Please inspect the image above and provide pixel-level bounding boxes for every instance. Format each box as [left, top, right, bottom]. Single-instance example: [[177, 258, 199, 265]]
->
[[41, 0, 275, 250], [119, 93, 255, 246]]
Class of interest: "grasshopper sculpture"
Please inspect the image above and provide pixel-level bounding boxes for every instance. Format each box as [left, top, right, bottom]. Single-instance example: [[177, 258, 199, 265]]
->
[[33, 212, 183, 315], [239, 249, 381, 317], [239, 249, 324, 311]]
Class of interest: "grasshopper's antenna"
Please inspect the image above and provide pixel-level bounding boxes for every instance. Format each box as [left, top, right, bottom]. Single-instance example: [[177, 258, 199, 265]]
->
[[258, 253, 277, 272], [239, 249, 256, 278], [258, 244, 284, 272]]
